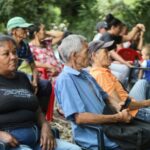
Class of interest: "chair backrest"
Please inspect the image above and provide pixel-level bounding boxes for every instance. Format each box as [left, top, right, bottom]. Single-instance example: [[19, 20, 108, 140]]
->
[[117, 48, 142, 62], [37, 67, 55, 121], [37, 67, 48, 79]]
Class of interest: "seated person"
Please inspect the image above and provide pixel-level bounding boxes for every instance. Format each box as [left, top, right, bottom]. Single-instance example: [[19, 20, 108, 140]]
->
[[55, 34, 132, 150], [28, 23, 64, 80], [6, 17, 53, 114], [89, 40, 150, 121], [0, 34, 81, 150]]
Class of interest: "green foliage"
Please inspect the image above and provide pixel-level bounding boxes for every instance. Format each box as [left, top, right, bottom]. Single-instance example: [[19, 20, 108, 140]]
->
[[0, 0, 150, 42]]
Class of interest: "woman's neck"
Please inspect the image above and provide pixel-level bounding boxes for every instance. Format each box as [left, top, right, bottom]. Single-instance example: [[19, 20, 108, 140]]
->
[[30, 37, 41, 47], [92, 63, 108, 69], [0, 71, 15, 79]]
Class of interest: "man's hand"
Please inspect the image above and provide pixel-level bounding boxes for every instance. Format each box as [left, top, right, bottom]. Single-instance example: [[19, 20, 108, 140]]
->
[[117, 109, 132, 123], [40, 122, 56, 150], [0, 131, 19, 147]]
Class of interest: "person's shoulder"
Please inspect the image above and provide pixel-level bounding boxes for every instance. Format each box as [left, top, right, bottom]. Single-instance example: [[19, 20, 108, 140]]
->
[[100, 32, 112, 41], [16, 71, 29, 81], [55, 71, 71, 84]]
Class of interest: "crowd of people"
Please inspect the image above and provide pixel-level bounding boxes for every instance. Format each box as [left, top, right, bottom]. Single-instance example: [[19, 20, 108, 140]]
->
[[0, 13, 150, 150]]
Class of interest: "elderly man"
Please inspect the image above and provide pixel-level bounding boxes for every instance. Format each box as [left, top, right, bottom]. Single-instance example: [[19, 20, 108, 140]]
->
[[6, 17, 51, 113], [89, 40, 150, 122], [55, 34, 132, 150]]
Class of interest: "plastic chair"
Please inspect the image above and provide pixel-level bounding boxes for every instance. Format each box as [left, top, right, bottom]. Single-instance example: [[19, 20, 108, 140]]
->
[[117, 48, 142, 62], [75, 125, 105, 150], [37, 67, 55, 121]]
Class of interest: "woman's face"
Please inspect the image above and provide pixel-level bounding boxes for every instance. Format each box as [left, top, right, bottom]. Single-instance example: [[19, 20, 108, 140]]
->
[[0, 41, 18, 75], [112, 25, 122, 36], [92, 49, 111, 67], [37, 24, 46, 41]]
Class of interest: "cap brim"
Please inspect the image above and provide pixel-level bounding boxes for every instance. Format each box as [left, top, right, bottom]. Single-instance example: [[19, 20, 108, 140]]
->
[[18, 23, 33, 28], [101, 41, 114, 49]]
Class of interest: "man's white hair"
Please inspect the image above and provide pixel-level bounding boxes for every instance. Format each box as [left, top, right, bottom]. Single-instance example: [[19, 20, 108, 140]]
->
[[58, 34, 87, 63]]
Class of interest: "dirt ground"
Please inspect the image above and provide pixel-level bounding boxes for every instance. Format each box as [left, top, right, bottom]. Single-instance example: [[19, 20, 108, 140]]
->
[[50, 108, 73, 142]]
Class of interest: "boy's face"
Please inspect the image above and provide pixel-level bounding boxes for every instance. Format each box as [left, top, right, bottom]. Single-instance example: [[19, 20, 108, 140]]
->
[[141, 48, 150, 60]]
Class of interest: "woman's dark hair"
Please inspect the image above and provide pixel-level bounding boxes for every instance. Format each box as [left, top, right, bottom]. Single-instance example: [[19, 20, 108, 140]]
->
[[105, 14, 122, 29], [28, 23, 41, 39]]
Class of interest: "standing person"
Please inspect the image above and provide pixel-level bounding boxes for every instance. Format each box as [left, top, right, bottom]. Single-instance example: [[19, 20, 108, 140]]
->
[[55, 34, 132, 150], [100, 14, 145, 84], [28, 23, 63, 80], [0, 34, 82, 150], [6, 17, 51, 113], [93, 21, 108, 41]]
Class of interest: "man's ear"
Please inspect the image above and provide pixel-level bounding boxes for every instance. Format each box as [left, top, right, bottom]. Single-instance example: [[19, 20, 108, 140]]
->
[[11, 29, 16, 35], [70, 51, 77, 60]]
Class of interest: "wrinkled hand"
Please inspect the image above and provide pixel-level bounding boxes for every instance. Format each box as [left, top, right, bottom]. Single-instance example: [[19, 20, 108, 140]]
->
[[0, 131, 19, 147], [40, 122, 56, 150], [118, 109, 132, 123]]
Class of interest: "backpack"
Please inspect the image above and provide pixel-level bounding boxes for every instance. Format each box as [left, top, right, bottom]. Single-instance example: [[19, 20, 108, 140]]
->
[[103, 106, 150, 150]]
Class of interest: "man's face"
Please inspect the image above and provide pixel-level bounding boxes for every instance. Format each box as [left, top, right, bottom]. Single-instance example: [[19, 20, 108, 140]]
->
[[93, 49, 111, 68], [72, 43, 90, 69], [12, 27, 28, 40], [0, 41, 18, 74]]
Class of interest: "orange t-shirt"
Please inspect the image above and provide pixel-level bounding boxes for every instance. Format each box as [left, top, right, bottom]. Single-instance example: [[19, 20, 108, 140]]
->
[[90, 67, 138, 116]]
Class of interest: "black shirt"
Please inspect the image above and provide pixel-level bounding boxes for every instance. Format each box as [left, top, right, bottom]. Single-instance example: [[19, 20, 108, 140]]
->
[[0, 72, 39, 129]]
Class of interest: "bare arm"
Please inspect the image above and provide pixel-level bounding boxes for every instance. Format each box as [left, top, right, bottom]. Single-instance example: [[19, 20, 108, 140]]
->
[[46, 30, 64, 45], [75, 110, 132, 125], [138, 69, 144, 79], [137, 31, 144, 51], [36, 108, 56, 150], [129, 100, 150, 110], [122, 24, 145, 42]]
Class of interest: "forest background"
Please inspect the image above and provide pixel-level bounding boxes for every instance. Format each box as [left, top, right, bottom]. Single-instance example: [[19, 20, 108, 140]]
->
[[0, 0, 150, 42]]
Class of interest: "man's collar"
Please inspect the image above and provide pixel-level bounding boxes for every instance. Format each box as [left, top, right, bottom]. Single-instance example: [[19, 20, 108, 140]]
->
[[63, 66, 81, 76]]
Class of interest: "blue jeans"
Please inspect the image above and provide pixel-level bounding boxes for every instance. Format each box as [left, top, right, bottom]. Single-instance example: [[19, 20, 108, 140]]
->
[[6, 125, 81, 150], [136, 107, 150, 122], [10, 139, 81, 150]]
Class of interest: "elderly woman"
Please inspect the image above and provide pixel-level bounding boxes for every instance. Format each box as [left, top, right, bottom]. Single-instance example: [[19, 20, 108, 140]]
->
[[55, 34, 132, 150], [0, 34, 81, 150], [89, 40, 150, 122], [28, 23, 64, 80]]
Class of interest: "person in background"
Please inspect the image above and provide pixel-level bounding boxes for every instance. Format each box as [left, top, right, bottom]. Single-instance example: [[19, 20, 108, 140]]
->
[[89, 40, 150, 123], [55, 34, 132, 150], [28, 23, 63, 80], [0, 34, 81, 150], [93, 21, 108, 41], [6, 17, 51, 113], [138, 44, 150, 82], [100, 14, 145, 84]]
